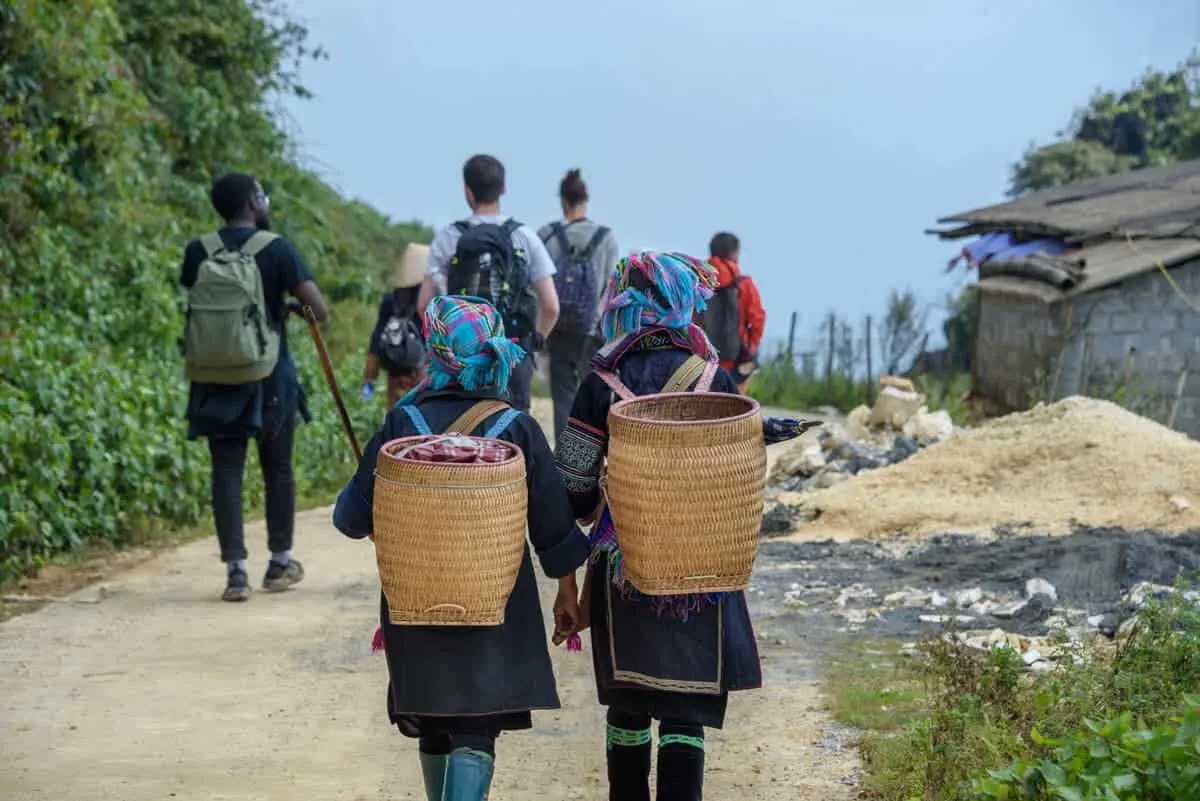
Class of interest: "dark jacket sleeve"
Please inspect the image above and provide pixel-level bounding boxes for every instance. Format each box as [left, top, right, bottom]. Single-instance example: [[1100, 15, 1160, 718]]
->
[[554, 372, 612, 520], [514, 416, 591, 578], [333, 427, 387, 539], [367, 295, 392, 356]]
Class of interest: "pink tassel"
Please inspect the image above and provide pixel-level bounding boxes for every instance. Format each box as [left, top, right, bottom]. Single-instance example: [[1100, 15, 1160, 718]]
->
[[566, 633, 582, 652], [371, 626, 385, 653]]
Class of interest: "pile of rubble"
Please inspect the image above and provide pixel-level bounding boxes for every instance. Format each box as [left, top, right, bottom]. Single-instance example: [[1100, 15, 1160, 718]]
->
[[771, 376, 956, 492], [776, 569, 1198, 673]]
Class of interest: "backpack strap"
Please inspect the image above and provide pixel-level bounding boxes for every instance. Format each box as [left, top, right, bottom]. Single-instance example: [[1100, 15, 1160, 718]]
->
[[199, 233, 225, 257], [550, 222, 571, 256], [401, 405, 433, 436], [452, 220, 470, 234], [579, 226, 610, 261], [241, 230, 280, 258], [663, 355, 706, 393], [483, 407, 522, 439], [696, 361, 719, 392], [446, 400, 511, 435], [594, 369, 635, 400]]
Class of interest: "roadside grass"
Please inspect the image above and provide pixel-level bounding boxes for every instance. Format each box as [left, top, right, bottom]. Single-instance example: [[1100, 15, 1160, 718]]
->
[[823, 586, 1200, 800]]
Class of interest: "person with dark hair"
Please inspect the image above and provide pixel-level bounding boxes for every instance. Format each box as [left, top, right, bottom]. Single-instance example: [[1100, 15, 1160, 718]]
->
[[554, 251, 813, 801], [362, 243, 429, 409], [418, 154, 560, 412], [180, 172, 329, 602], [694, 232, 766, 394], [333, 295, 589, 801], [538, 169, 620, 440]]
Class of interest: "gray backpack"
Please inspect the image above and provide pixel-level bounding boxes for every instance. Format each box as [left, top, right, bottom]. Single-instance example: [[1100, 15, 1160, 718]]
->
[[184, 231, 281, 384], [695, 276, 745, 361]]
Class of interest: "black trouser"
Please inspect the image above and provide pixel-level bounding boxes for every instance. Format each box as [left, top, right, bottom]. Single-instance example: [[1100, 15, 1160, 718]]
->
[[418, 719, 500, 757], [206, 403, 297, 563], [507, 354, 535, 414], [547, 330, 598, 441], [606, 708, 705, 801]]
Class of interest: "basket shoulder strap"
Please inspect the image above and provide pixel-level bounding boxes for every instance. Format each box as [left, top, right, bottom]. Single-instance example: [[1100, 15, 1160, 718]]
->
[[401, 404, 433, 435], [695, 360, 719, 392], [446, 400, 511, 435], [594, 368, 634, 400], [483, 407, 523, 439], [663, 355, 706, 393]]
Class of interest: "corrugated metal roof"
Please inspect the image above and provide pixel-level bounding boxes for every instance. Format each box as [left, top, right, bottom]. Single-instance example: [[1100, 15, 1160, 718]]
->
[[934, 159, 1200, 241]]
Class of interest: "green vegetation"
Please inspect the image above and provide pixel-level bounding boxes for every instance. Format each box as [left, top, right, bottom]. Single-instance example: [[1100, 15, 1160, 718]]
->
[[826, 591, 1200, 800], [1009, 54, 1200, 196], [0, 0, 429, 580]]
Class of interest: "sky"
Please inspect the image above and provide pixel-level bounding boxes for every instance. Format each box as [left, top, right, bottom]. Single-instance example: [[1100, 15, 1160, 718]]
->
[[279, 0, 1199, 355]]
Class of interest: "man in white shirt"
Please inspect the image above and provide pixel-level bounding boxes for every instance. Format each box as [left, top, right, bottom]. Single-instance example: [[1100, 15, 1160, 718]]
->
[[418, 154, 560, 411]]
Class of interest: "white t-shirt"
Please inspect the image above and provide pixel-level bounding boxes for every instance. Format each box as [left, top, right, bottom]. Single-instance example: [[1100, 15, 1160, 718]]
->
[[425, 214, 557, 294]]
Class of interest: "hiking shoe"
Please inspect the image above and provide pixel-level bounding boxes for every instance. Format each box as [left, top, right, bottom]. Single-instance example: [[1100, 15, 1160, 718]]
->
[[222, 569, 251, 602], [263, 559, 304, 592]]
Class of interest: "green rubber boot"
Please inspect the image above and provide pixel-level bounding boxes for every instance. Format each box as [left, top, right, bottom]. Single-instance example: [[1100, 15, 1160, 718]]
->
[[442, 748, 495, 801], [419, 752, 447, 801]]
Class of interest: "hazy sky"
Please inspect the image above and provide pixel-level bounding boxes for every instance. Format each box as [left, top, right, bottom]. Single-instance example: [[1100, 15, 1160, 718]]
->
[[281, 0, 1199, 353]]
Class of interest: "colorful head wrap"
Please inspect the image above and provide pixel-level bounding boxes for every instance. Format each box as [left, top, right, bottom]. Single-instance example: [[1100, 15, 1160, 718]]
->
[[595, 250, 719, 362], [400, 295, 526, 403]]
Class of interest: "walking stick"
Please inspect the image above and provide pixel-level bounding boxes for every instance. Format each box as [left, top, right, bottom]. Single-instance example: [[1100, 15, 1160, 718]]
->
[[301, 305, 362, 461]]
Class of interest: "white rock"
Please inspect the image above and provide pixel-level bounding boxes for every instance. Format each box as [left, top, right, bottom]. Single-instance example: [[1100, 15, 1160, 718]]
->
[[870, 386, 925, 429], [839, 609, 869, 625], [969, 600, 998, 617], [1044, 616, 1070, 632], [1124, 581, 1174, 607], [1029, 660, 1056, 674], [1168, 495, 1192, 513], [844, 405, 873, 441], [1087, 614, 1106, 629], [902, 408, 955, 445], [991, 599, 1029, 619], [1025, 578, 1058, 602], [929, 591, 951, 609], [953, 588, 985, 609], [1021, 649, 1044, 666]]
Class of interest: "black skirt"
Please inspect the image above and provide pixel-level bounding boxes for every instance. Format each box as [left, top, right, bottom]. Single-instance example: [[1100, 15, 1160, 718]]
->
[[381, 547, 560, 738], [586, 560, 762, 729]]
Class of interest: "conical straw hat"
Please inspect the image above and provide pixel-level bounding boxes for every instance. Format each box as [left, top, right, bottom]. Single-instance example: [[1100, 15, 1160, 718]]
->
[[390, 242, 429, 289]]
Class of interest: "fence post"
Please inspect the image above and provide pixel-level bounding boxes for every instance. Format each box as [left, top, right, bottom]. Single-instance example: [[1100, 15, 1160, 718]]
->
[[825, 313, 836, 380], [865, 314, 874, 403], [786, 311, 798, 367]]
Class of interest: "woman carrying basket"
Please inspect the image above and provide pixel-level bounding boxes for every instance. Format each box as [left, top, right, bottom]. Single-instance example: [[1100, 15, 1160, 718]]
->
[[555, 251, 809, 801], [332, 295, 591, 801]]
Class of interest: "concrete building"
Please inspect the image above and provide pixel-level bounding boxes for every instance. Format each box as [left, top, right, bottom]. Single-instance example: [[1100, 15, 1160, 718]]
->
[[930, 160, 1200, 438]]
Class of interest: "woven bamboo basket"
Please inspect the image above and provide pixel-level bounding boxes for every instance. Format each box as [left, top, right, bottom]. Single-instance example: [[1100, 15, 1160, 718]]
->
[[605, 391, 766, 595], [372, 436, 527, 626]]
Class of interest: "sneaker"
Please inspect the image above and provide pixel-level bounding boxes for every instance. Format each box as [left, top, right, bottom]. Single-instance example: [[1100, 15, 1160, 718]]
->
[[263, 558, 304, 592], [222, 569, 251, 602]]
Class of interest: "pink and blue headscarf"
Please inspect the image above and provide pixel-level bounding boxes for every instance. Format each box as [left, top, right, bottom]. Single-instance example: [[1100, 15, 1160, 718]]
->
[[400, 295, 525, 402], [593, 250, 720, 367]]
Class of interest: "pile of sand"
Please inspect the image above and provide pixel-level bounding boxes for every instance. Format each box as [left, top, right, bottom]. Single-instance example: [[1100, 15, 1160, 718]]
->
[[787, 396, 1200, 540]]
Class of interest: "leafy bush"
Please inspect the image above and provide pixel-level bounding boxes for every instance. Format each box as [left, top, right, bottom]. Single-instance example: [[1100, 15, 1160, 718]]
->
[[851, 588, 1200, 800], [0, 0, 429, 579], [972, 700, 1200, 801]]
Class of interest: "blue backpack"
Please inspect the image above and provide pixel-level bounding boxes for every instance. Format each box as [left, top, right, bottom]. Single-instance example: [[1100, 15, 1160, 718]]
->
[[543, 222, 610, 337]]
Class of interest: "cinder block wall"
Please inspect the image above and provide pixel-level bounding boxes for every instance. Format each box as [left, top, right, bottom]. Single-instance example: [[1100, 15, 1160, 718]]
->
[[1052, 260, 1200, 438], [974, 290, 1055, 411], [974, 261, 1200, 438]]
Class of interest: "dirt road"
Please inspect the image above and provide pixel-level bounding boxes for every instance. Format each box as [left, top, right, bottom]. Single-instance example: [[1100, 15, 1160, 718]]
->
[[0, 405, 855, 801]]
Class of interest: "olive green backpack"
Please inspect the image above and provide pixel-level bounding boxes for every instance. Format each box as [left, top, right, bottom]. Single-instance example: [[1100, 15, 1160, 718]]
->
[[183, 231, 281, 384]]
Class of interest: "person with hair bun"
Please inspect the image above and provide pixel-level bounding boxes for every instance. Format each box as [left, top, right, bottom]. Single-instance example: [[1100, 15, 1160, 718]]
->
[[538, 169, 620, 441]]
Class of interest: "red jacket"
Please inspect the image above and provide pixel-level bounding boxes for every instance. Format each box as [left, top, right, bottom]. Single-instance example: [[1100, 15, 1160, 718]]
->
[[708, 257, 766, 368]]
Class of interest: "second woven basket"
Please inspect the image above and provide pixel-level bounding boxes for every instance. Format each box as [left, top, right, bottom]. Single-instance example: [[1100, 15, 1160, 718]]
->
[[605, 391, 766, 595], [372, 436, 527, 626]]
